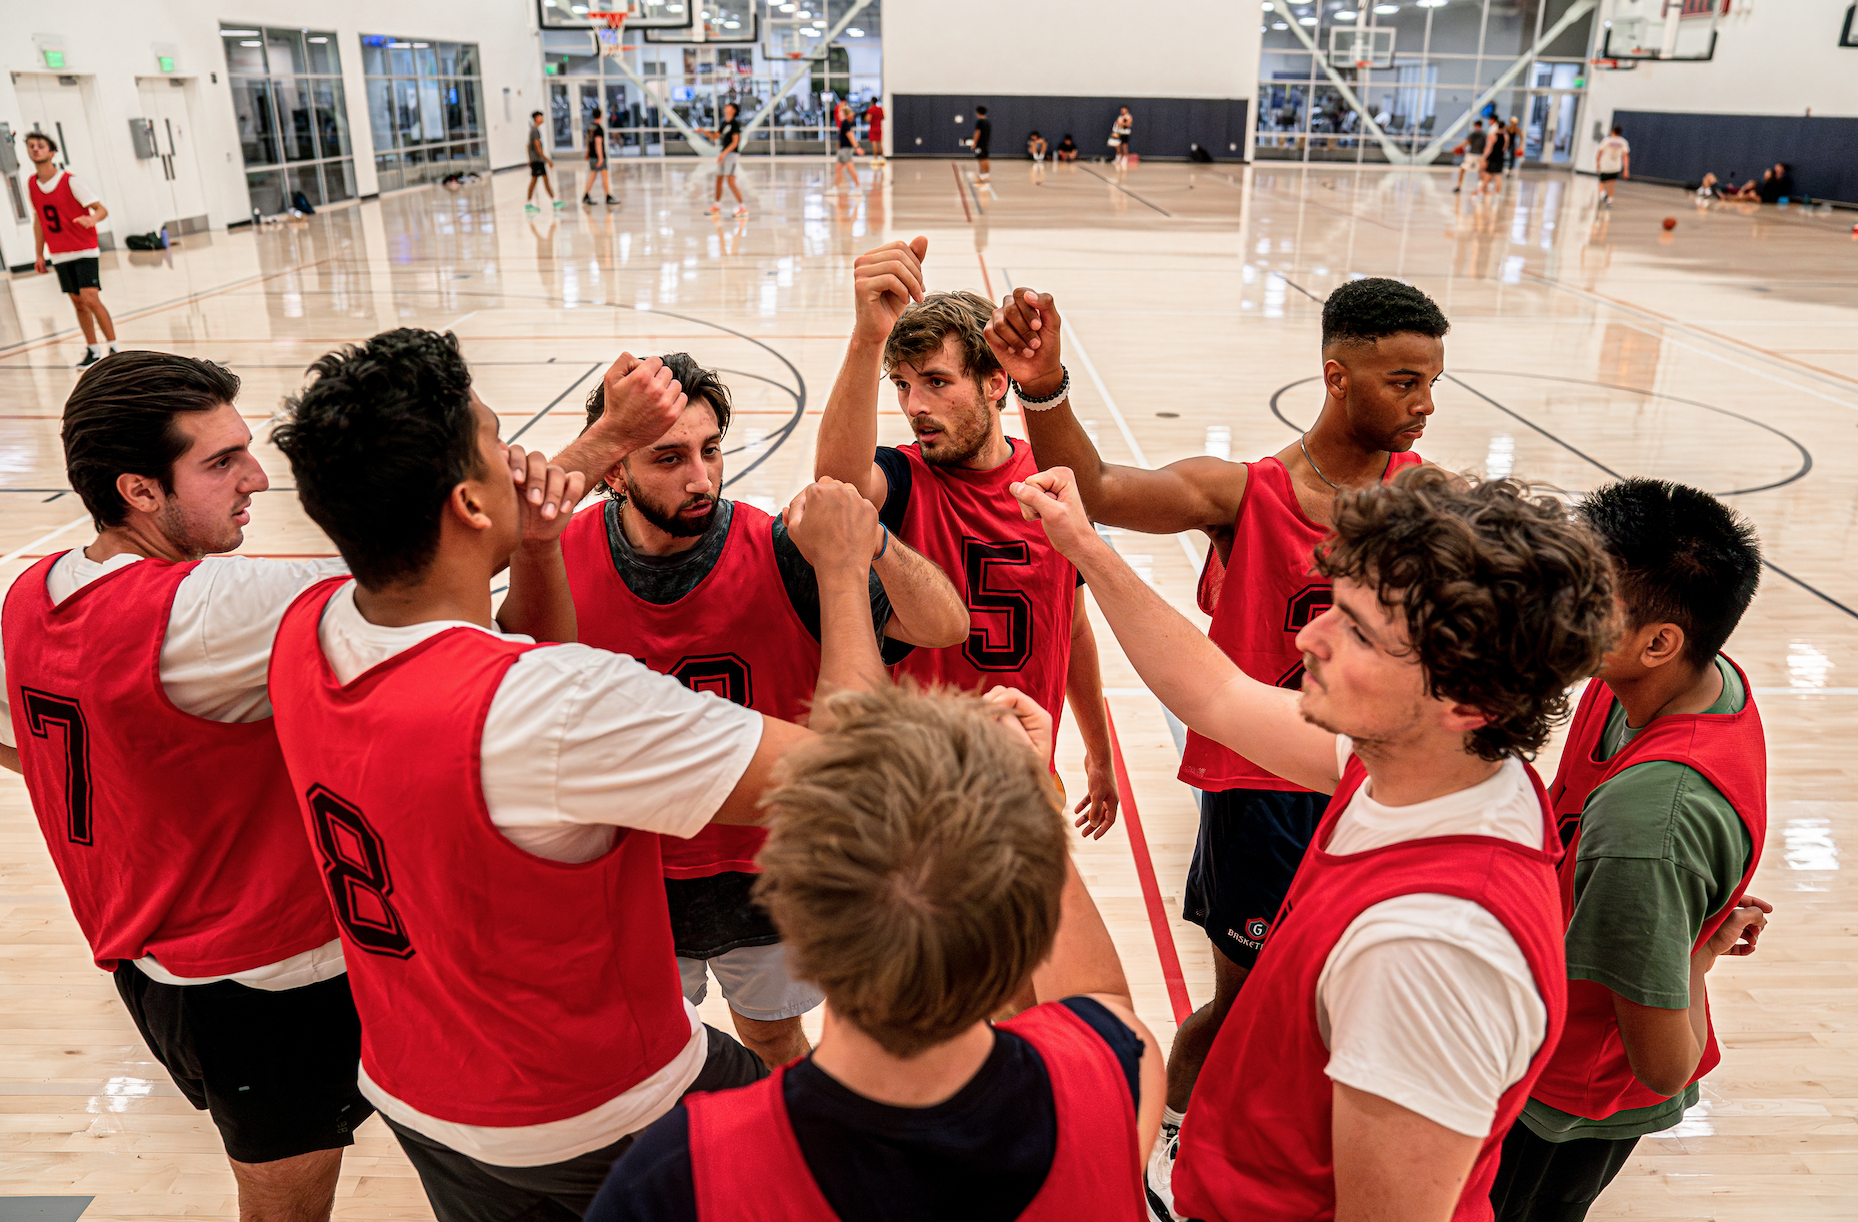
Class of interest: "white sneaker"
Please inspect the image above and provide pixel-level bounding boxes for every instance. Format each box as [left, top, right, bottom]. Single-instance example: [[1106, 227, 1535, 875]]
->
[[1145, 1122, 1185, 1222]]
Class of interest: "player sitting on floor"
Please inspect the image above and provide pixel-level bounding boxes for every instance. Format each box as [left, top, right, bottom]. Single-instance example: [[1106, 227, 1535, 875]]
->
[[1491, 479, 1773, 1222], [587, 683, 1165, 1222]]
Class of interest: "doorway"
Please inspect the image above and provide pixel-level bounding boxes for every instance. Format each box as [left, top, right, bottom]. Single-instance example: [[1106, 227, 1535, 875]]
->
[[135, 78, 210, 232]]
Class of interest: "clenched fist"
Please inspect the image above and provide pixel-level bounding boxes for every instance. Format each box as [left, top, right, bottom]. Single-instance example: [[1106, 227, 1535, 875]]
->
[[594, 352, 687, 458], [784, 476, 883, 574], [851, 237, 929, 347]]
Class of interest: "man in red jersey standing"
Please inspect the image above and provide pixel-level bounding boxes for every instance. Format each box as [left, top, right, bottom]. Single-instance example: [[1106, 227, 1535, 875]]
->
[[1014, 464, 1616, 1222], [505, 352, 966, 1070], [985, 276, 1444, 1162], [814, 237, 1118, 838], [26, 131, 118, 368], [1492, 479, 1772, 1222], [267, 329, 891, 1222], [0, 352, 421, 1220]]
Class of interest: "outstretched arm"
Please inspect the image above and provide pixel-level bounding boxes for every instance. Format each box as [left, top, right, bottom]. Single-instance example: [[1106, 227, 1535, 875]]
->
[[1065, 598, 1119, 838], [873, 534, 968, 648], [815, 237, 929, 507], [1012, 466, 1340, 794], [984, 288, 1248, 536]]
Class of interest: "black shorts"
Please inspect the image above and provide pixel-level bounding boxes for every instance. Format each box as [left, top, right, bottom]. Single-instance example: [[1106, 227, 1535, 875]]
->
[[54, 257, 101, 294], [664, 871, 779, 960], [529, 160, 549, 178], [113, 962, 373, 1164], [1598, 171, 1621, 183], [974, 147, 990, 160], [387, 1024, 766, 1222], [1182, 787, 1329, 968]]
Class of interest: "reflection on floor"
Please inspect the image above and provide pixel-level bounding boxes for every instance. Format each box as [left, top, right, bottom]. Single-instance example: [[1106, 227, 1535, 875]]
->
[[3, 158, 1855, 1220]]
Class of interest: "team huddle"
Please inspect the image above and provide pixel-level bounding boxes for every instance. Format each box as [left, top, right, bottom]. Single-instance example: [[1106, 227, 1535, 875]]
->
[[1, 235, 1770, 1222]]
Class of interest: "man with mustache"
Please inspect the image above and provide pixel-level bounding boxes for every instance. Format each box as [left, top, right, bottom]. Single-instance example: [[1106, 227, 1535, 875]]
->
[[519, 352, 968, 1070], [813, 238, 1120, 840], [984, 277, 1444, 1200]]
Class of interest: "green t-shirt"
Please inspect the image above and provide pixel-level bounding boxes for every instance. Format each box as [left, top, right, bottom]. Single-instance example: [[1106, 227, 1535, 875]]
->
[[1521, 655, 1754, 1142]]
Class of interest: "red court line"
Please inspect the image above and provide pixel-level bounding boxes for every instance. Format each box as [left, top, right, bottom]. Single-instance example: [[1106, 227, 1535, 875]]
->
[[975, 251, 995, 302], [1103, 698, 1193, 1025], [950, 161, 973, 223]]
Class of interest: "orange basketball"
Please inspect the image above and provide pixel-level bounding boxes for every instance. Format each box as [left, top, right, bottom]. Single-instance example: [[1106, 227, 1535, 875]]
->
[[1662, 217, 1677, 230]]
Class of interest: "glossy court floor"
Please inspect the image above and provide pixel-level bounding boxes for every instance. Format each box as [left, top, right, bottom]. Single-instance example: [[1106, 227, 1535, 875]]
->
[[3, 154, 1856, 1220]]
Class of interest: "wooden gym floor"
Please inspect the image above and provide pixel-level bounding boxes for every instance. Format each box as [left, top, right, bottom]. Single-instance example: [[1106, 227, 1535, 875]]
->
[[2, 157, 1854, 1219]]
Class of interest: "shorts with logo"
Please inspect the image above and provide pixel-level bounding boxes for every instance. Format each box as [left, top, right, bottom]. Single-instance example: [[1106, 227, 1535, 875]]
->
[[666, 871, 823, 1022], [113, 962, 374, 1164], [54, 256, 102, 294], [1182, 786, 1330, 968]]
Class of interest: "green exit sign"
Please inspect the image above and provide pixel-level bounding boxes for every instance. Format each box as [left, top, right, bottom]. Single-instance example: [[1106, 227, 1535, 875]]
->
[[159, 56, 176, 72], [544, 62, 558, 75], [43, 50, 65, 69]]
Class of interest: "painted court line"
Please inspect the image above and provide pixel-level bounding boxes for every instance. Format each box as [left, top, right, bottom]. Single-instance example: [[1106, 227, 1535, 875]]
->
[[1104, 699, 1193, 1026], [0, 516, 92, 568]]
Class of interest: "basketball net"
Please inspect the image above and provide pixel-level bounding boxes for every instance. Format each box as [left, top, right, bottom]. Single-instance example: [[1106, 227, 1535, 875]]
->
[[594, 8, 631, 56]]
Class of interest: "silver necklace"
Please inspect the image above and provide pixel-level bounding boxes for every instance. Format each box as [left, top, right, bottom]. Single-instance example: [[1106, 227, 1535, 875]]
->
[[1300, 433, 1339, 489]]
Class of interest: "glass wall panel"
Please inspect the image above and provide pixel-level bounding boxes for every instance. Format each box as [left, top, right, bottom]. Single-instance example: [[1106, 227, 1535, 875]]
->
[[223, 33, 267, 76], [364, 34, 489, 188], [305, 32, 338, 75], [224, 24, 349, 217], [276, 78, 318, 162], [231, 78, 281, 165]]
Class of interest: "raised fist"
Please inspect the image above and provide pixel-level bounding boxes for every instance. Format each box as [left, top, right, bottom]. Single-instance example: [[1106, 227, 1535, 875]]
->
[[983, 288, 1064, 399], [595, 353, 687, 458], [785, 476, 883, 574], [851, 237, 928, 346]]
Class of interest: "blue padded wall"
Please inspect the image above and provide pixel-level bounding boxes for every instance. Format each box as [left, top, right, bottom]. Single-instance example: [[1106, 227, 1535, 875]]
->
[[1610, 110, 1858, 206], [892, 95, 1250, 161]]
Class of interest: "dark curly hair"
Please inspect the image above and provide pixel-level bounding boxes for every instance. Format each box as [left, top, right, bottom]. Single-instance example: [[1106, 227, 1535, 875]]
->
[[1322, 277, 1450, 348], [272, 329, 480, 588], [582, 352, 732, 436], [1579, 478, 1760, 668], [1315, 467, 1616, 761]]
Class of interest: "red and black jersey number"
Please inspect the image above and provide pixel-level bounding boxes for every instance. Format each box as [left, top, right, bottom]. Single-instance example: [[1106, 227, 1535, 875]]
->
[[306, 785, 415, 959], [1273, 583, 1332, 690], [961, 538, 1033, 672], [671, 653, 752, 708], [20, 687, 93, 845], [39, 204, 63, 234]]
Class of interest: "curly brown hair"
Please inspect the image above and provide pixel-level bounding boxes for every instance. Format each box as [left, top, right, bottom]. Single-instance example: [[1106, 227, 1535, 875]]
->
[[1315, 467, 1616, 762]]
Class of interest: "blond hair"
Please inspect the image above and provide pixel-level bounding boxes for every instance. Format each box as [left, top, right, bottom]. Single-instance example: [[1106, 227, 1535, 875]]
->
[[754, 686, 1068, 1057]]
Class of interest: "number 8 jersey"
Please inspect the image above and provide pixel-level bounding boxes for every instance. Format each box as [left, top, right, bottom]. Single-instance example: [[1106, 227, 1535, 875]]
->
[[1, 553, 336, 974], [882, 439, 1077, 745]]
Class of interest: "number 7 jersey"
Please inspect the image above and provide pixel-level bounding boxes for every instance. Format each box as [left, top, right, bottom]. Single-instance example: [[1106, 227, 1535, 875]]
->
[[886, 439, 1077, 742]]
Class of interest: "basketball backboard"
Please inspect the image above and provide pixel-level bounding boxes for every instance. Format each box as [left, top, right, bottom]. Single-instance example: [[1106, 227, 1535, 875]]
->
[[1327, 25, 1395, 70], [645, 0, 758, 43], [538, 0, 694, 31], [1602, 0, 1719, 60]]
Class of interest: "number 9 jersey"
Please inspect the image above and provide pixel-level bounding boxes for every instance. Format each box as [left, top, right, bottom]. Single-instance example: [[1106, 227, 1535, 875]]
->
[[882, 439, 1077, 749]]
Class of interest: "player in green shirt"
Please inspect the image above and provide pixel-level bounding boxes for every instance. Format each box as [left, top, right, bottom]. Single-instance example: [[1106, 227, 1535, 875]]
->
[[1492, 478, 1773, 1221]]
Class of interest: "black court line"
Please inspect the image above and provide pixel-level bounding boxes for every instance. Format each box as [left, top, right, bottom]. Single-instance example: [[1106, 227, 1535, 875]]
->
[[1267, 372, 1856, 622], [1074, 165, 1173, 217], [507, 364, 602, 444], [1270, 273, 1325, 304]]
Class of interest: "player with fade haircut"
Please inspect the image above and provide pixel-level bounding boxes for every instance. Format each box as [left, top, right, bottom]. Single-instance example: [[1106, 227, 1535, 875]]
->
[[587, 683, 1165, 1222], [985, 275, 1444, 1174], [2, 351, 371, 1221], [266, 330, 892, 1222], [25, 131, 118, 368], [502, 351, 967, 1071], [813, 236, 1120, 847], [1015, 463, 1616, 1222], [1492, 479, 1772, 1222]]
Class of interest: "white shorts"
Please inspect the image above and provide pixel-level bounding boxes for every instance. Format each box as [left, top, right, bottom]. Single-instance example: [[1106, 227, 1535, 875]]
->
[[719, 152, 739, 177], [679, 943, 824, 1022]]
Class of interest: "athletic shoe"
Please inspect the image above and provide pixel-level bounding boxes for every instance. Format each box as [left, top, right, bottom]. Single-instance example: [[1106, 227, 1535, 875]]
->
[[552, 200, 567, 209], [1144, 1123, 1184, 1222], [1453, 186, 1461, 193], [605, 196, 620, 204], [706, 204, 722, 214], [525, 203, 541, 213], [77, 349, 103, 369], [732, 206, 748, 217], [581, 195, 594, 205]]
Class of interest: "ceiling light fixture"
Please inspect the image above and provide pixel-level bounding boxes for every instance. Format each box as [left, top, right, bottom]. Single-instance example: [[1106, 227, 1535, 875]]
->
[[846, 26, 865, 35], [1374, 2, 1399, 10]]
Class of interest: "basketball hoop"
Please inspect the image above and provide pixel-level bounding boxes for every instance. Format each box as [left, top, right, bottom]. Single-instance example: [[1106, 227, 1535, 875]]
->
[[594, 8, 632, 56]]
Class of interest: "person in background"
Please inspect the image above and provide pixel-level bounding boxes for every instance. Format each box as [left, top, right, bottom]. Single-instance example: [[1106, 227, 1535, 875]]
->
[[1754, 163, 1795, 204], [1112, 106, 1133, 169], [25, 132, 117, 369], [863, 97, 885, 163], [1454, 119, 1486, 194], [1595, 125, 1629, 208], [1694, 172, 1719, 202], [1028, 131, 1049, 165], [582, 110, 615, 207], [971, 105, 993, 183], [705, 101, 747, 218], [1478, 120, 1509, 196], [1056, 133, 1079, 163], [526, 111, 563, 213], [1505, 117, 1525, 175], [834, 100, 863, 192]]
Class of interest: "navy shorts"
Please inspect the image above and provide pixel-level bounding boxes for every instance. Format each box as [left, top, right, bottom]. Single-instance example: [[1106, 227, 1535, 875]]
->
[[1182, 787, 1329, 968]]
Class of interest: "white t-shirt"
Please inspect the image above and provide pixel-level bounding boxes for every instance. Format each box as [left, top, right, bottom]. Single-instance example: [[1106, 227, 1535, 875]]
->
[[1, 550, 351, 989], [34, 170, 102, 263], [1597, 136, 1630, 174], [1316, 737, 1551, 1138], [314, 580, 764, 1165]]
